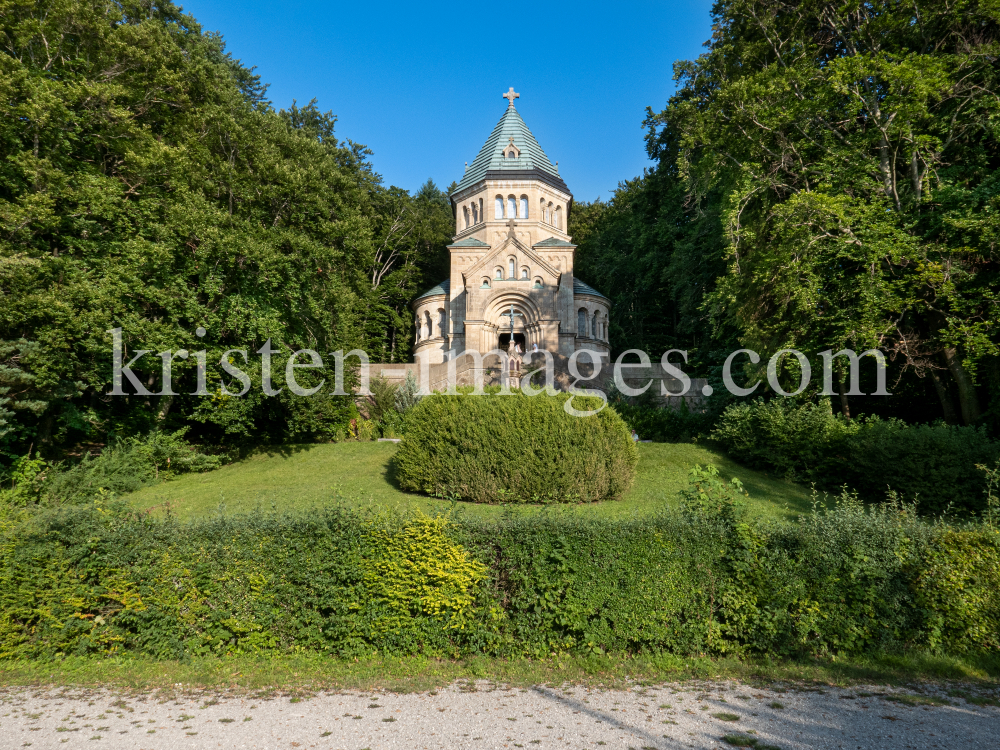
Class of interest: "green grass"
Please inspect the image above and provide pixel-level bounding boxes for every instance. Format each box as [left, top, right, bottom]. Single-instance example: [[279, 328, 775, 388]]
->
[[1, 651, 996, 692], [126, 441, 815, 521]]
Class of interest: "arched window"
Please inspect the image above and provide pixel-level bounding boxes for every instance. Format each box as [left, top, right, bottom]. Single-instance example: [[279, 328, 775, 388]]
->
[[519, 196, 528, 219], [507, 196, 516, 219], [481, 278, 491, 288], [508, 258, 516, 278], [463, 206, 470, 229], [533, 277, 543, 288], [578, 308, 587, 334], [425, 311, 433, 338], [546, 201, 553, 224], [495, 196, 503, 219], [592, 311, 598, 338], [478, 198, 483, 223], [471, 203, 478, 224], [554, 206, 562, 229], [521, 267, 529, 280], [438, 308, 447, 335], [495, 268, 503, 280]]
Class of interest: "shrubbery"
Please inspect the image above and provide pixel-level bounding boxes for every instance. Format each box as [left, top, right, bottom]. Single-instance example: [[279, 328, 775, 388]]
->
[[0, 430, 222, 507], [2, 469, 998, 661], [612, 402, 715, 443], [394, 391, 638, 503], [711, 398, 999, 515]]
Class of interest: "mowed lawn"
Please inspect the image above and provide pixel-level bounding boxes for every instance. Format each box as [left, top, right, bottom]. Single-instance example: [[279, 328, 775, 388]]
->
[[126, 441, 816, 522]]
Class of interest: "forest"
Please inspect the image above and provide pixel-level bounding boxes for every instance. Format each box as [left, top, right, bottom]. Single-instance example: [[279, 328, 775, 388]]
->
[[2, 0, 999, 464]]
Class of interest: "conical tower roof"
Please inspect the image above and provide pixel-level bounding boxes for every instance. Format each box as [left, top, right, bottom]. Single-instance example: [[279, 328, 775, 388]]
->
[[453, 98, 569, 195]]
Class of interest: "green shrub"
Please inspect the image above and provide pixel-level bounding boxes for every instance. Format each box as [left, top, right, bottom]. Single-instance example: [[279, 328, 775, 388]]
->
[[846, 421, 998, 516], [612, 402, 715, 443], [711, 398, 999, 515], [910, 528, 1000, 653], [1, 471, 998, 661], [41, 429, 222, 504], [394, 391, 638, 503], [710, 398, 858, 479]]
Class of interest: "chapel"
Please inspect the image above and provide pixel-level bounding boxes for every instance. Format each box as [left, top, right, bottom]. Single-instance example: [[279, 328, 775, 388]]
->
[[412, 88, 610, 364]]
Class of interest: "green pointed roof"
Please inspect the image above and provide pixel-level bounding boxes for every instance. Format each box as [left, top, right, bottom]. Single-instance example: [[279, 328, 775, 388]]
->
[[453, 104, 569, 195]]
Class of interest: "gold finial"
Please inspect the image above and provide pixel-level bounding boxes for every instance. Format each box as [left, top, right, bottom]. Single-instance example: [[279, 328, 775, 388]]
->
[[502, 87, 520, 108]]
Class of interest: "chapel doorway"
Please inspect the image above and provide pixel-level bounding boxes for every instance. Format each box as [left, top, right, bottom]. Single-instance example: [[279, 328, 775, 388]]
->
[[498, 332, 525, 351]]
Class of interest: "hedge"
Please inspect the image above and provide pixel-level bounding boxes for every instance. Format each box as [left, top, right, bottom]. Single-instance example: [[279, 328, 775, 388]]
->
[[2, 476, 998, 661], [394, 391, 638, 503], [711, 398, 1000, 515]]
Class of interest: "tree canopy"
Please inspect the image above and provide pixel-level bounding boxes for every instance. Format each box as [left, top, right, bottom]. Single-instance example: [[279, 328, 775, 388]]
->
[[574, 0, 1000, 426], [0, 0, 453, 456]]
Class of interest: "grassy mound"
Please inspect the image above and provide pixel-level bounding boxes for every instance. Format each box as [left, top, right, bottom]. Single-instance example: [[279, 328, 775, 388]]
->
[[394, 391, 638, 503], [123, 442, 816, 522]]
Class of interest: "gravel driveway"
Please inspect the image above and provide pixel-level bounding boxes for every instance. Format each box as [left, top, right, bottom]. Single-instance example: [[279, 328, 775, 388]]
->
[[2, 680, 997, 749]]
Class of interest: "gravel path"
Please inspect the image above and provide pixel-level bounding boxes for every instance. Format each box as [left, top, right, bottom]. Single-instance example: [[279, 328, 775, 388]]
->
[[2, 680, 997, 749]]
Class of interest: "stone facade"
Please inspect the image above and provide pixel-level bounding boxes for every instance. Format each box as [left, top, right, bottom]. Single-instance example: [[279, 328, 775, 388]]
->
[[412, 90, 610, 367]]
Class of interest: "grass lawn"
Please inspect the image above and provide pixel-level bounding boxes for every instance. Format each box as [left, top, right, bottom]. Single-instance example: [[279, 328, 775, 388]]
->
[[1, 651, 997, 692], [127, 441, 816, 522]]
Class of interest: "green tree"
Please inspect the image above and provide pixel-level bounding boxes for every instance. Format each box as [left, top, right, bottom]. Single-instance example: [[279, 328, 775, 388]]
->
[[0, 0, 452, 457], [645, 0, 1000, 424]]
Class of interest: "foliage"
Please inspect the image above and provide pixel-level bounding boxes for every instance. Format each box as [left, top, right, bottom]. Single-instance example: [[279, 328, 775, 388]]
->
[[394, 392, 638, 503], [612, 402, 716, 443], [910, 528, 1000, 653], [394, 371, 422, 414], [3, 470, 997, 661], [0, 0, 453, 461], [711, 398, 1000, 515], [38, 429, 222, 505], [576, 0, 1000, 428]]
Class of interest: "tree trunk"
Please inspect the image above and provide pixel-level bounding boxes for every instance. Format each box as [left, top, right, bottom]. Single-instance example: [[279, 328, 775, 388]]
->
[[837, 369, 851, 419], [928, 369, 959, 425], [941, 348, 981, 425], [157, 394, 174, 421]]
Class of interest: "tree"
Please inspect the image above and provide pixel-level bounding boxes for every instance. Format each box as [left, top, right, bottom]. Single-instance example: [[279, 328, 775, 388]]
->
[[643, 0, 1000, 424], [0, 0, 451, 457]]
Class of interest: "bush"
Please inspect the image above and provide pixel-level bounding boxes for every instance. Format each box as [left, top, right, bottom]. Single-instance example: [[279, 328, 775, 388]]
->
[[711, 398, 999, 515], [910, 528, 1000, 653], [394, 391, 638, 503], [40, 429, 223, 504], [710, 398, 859, 478], [612, 402, 715, 443], [1, 469, 999, 661]]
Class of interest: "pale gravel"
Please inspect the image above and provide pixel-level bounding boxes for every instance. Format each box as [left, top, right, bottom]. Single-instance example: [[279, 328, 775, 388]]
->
[[1, 679, 997, 750]]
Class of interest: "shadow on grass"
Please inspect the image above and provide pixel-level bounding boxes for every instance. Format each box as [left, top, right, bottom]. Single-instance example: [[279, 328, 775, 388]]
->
[[2, 651, 997, 692]]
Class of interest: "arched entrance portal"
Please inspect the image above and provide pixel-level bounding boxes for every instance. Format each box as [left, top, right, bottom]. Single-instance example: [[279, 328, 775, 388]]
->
[[498, 332, 525, 351]]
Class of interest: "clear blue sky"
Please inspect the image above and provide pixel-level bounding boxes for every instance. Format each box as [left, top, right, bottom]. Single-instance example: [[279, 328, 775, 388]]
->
[[180, 0, 715, 202]]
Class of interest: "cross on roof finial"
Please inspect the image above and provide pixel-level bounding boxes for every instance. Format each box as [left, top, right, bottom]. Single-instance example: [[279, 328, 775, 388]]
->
[[503, 87, 520, 108], [507, 217, 517, 237]]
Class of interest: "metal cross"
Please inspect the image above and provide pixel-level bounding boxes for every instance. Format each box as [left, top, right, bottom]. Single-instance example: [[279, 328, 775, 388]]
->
[[499, 303, 523, 335], [502, 87, 520, 108]]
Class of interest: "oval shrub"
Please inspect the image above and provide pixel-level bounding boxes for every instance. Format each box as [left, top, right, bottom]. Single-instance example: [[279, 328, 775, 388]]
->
[[394, 391, 638, 503]]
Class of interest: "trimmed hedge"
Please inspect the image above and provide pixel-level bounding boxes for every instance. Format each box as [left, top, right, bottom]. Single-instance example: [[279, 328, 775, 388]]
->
[[2, 478, 998, 661], [394, 391, 638, 503], [711, 398, 999, 515]]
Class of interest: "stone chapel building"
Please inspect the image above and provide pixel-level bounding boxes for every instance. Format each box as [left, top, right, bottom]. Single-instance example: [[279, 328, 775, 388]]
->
[[411, 88, 610, 365]]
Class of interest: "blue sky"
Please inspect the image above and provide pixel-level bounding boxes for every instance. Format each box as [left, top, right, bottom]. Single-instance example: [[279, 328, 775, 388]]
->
[[181, 1, 715, 202]]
